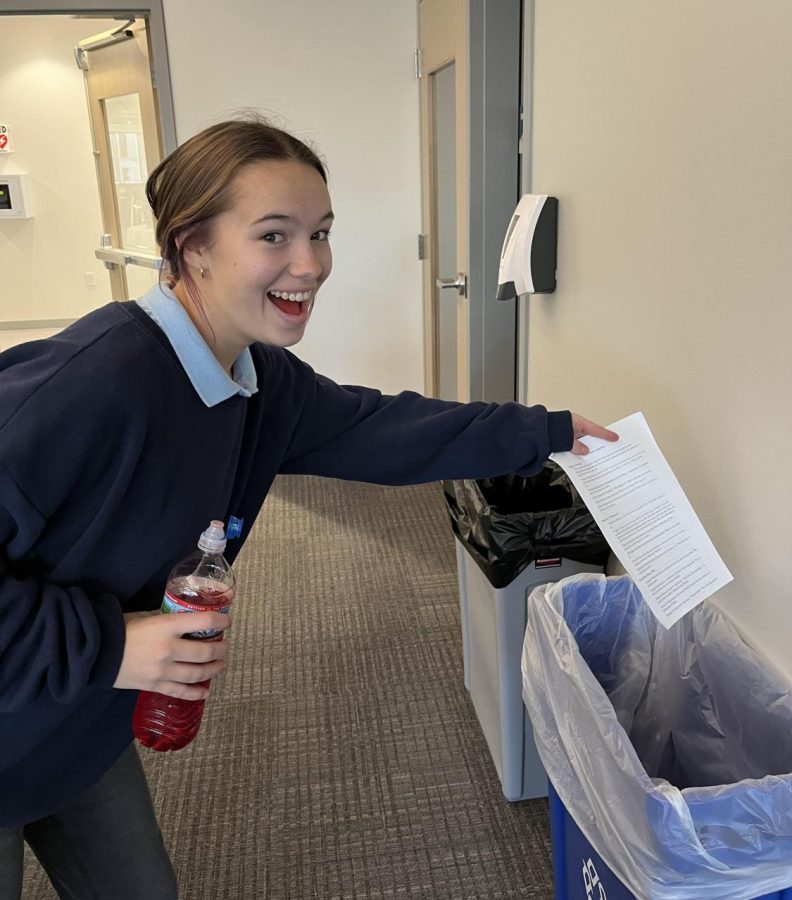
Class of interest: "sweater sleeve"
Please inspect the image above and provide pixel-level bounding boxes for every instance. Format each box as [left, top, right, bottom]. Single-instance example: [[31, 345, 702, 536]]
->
[[280, 365, 573, 484], [0, 461, 126, 713]]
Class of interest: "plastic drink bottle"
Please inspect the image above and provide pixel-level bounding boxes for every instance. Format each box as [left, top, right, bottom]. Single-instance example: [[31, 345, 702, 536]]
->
[[133, 520, 235, 751]]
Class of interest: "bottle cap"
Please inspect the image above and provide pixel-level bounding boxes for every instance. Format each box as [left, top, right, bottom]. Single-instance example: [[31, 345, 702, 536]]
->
[[198, 520, 227, 552]]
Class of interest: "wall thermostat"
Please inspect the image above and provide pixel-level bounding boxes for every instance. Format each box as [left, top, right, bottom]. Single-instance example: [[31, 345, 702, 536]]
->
[[0, 174, 32, 219], [496, 194, 558, 299]]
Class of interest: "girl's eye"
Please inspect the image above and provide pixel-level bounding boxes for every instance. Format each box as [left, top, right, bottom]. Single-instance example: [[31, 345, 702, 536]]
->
[[312, 229, 331, 242], [261, 232, 285, 244]]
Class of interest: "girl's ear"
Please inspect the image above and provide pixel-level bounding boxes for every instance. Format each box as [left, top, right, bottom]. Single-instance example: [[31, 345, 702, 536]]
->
[[176, 227, 207, 274], [181, 243, 204, 272]]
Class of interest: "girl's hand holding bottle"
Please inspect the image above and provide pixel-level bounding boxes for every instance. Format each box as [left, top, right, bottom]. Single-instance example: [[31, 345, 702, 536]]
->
[[114, 610, 231, 700]]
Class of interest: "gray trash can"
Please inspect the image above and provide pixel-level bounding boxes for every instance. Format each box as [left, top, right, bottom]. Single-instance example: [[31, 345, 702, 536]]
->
[[444, 465, 610, 801], [456, 541, 601, 800]]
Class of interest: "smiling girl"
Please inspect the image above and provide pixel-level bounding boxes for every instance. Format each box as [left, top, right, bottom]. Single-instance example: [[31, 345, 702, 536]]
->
[[0, 117, 616, 899]]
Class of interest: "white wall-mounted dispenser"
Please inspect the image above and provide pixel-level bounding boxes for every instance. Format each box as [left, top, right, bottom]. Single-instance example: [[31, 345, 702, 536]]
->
[[496, 194, 558, 299], [0, 174, 32, 219]]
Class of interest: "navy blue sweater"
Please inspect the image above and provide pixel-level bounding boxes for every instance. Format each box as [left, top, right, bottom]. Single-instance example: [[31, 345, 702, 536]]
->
[[0, 301, 572, 826]]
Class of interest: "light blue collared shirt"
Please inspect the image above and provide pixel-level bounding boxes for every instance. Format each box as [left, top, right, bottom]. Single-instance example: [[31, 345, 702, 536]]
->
[[136, 283, 258, 408]]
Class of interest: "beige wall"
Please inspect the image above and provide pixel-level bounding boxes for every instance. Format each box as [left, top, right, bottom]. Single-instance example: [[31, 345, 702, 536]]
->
[[161, 0, 423, 394], [522, 1, 792, 674], [0, 16, 116, 332]]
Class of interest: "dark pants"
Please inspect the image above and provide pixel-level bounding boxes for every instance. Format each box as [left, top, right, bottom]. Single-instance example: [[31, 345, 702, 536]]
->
[[0, 744, 177, 900]]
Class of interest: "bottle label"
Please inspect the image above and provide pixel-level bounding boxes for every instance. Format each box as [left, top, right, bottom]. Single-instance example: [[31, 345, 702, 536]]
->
[[161, 589, 231, 640]]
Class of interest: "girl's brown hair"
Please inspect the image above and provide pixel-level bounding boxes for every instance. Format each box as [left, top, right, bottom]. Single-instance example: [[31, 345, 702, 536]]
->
[[146, 115, 327, 310]]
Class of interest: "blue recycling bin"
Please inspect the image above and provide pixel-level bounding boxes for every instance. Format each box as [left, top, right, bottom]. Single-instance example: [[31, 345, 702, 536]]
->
[[548, 783, 792, 900], [522, 574, 792, 900]]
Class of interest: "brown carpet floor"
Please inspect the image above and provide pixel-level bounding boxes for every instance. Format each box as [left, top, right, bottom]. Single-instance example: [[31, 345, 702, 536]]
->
[[22, 477, 554, 899]]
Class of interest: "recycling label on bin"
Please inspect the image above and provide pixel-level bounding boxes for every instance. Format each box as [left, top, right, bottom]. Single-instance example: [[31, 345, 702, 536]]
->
[[583, 858, 607, 899]]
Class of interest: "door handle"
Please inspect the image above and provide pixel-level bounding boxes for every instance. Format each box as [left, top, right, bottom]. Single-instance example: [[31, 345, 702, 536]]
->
[[94, 244, 164, 271], [436, 273, 467, 297]]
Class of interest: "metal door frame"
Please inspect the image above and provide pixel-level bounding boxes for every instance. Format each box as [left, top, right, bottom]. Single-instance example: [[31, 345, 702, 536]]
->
[[467, 0, 522, 403], [0, 0, 177, 155], [517, 0, 535, 405]]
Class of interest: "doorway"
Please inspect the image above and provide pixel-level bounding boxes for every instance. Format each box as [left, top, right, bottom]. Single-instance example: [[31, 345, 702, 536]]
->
[[418, 0, 522, 403], [78, 18, 165, 300], [0, 1, 175, 350]]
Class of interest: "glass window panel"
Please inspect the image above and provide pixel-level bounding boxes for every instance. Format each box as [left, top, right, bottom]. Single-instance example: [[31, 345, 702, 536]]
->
[[104, 93, 156, 254]]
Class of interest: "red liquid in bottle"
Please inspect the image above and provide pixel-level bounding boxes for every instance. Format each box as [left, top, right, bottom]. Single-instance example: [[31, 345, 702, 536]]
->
[[133, 578, 234, 752]]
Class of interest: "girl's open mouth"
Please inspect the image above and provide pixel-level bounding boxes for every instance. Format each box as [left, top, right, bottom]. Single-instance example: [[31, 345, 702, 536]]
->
[[267, 290, 313, 318]]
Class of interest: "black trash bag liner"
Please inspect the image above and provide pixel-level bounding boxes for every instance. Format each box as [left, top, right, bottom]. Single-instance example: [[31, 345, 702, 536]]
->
[[442, 461, 610, 589]]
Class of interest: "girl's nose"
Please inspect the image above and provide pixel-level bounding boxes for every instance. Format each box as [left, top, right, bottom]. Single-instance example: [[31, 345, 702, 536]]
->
[[289, 241, 325, 281]]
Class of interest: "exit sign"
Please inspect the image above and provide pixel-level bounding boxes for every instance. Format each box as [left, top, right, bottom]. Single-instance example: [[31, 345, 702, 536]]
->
[[0, 124, 14, 153]]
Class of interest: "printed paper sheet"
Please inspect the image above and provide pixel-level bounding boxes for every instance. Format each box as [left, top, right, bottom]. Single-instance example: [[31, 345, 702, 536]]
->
[[551, 412, 732, 628]]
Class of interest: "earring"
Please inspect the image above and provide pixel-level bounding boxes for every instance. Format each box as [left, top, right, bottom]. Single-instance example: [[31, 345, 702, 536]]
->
[[199, 266, 206, 280]]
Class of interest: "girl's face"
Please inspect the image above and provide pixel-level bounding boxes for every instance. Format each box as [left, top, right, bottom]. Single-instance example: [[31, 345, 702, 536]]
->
[[182, 159, 333, 369]]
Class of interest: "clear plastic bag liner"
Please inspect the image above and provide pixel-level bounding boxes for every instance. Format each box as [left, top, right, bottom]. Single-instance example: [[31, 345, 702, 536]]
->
[[443, 463, 610, 588], [521, 574, 792, 899]]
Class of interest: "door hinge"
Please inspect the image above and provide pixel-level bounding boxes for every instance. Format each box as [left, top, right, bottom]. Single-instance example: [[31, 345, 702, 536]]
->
[[414, 48, 423, 79], [418, 233, 427, 260]]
